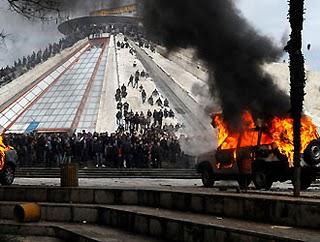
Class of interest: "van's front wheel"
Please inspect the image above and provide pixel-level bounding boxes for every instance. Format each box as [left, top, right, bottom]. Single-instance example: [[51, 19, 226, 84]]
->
[[0, 164, 15, 185], [252, 172, 273, 190], [201, 169, 215, 188]]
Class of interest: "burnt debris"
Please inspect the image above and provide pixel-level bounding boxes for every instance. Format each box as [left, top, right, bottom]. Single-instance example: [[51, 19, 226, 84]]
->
[[142, 0, 290, 131]]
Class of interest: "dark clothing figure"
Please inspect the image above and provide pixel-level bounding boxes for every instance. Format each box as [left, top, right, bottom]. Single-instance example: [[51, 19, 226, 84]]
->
[[153, 110, 158, 126], [158, 110, 164, 128], [124, 111, 130, 130], [156, 98, 163, 107], [115, 93, 121, 102], [117, 102, 123, 110], [164, 109, 169, 118], [123, 102, 129, 111], [128, 75, 134, 87], [93, 138, 104, 167], [152, 89, 159, 96], [122, 91, 127, 98], [148, 96, 154, 106], [141, 90, 147, 103], [164, 98, 169, 107], [141, 70, 145, 77], [116, 111, 122, 125], [133, 76, 139, 88], [121, 84, 126, 93], [169, 109, 175, 118], [134, 112, 140, 131]]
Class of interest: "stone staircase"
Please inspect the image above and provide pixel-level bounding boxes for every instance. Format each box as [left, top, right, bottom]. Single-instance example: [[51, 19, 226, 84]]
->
[[0, 186, 319, 241]]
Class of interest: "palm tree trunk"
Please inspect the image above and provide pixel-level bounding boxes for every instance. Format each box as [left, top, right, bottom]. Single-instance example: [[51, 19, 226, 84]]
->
[[285, 0, 306, 197]]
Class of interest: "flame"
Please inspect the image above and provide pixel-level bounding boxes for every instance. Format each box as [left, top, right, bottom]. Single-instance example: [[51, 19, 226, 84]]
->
[[213, 111, 318, 167], [0, 136, 7, 170]]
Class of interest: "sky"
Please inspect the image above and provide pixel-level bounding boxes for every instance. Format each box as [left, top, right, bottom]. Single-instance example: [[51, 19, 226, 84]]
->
[[0, 0, 319, 70]]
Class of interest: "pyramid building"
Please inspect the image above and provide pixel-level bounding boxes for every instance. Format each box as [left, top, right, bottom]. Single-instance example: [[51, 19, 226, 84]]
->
[[0, 3, 211, 140], [1, 2, 320, 144]]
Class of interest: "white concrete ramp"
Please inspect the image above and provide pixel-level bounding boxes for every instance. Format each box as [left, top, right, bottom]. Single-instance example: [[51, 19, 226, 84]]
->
[[96, 36, 119, 133]]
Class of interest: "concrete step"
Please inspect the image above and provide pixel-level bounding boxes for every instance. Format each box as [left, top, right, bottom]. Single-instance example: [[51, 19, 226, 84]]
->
[[0, 186, 319, 230], [15, 168, 200, 179], [100, 205, 320, 242], [0, 203, 319, 242], [0, 220, 164, 242]]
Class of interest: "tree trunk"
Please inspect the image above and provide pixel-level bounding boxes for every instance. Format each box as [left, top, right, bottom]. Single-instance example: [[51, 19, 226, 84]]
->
[[285, 0, 306, 197]]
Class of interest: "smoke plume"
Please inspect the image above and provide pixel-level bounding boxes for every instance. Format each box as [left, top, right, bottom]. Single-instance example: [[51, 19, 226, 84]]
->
[[142, 0, 290, 130]]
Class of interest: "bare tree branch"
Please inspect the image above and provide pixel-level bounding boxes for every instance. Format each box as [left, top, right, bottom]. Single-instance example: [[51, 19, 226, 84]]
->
[[7, 0, 67, 21]]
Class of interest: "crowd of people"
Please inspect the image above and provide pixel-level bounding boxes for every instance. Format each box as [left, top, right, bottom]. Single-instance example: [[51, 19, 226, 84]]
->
[[0, 32, 193, 169], [114, 42, 181, 135], [4, 128, 184, 169]]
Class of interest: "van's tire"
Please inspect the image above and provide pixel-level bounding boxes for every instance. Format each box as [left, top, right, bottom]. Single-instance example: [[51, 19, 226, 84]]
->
[[238, 175, 251, 190], [304, 140, 320, 166], [0, 164, 15, 185], [252, 172, 273, 190], [201, 169, 215, 187]]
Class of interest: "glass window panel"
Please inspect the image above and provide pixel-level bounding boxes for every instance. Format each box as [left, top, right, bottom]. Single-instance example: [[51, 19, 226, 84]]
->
[[49, 97, 56, 103], [54, 116, 63, 122], [4, 109, 16, 120], [37, 81, 49, 90], [18, 98, 28, 107], [53, 109, 60, 115], [33, 110, 41, 115], [57, 103, 65, 109], [41, 116, 49, 122], [50, 71, 60, 79], [47, 116, 55, 122], [32, 87, 42, 96], [0, 116, 9, 126], [86, 109, 96, 115], [37, 123, 45, 128], [12, 104, 23, 114], [44, 75, 54, 84], [57, 66, 65, 73], [27, 109, 35, 115], [47, 123, 56, 129], [39, 110, 46, 116], [24, 92, 35, 101], [65, 109, 73, 115], [84, 116, 93, 122]]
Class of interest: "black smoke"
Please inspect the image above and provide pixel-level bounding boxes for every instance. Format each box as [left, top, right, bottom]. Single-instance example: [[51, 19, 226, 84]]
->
[[142, 0, 290, 131]]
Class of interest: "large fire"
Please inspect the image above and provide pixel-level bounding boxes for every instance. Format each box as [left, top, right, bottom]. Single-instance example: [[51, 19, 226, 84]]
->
[[0, 136, 7, 170], [212, 111, 318, 167]]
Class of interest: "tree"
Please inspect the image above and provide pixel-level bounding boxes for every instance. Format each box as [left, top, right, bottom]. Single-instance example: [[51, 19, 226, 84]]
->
[[284, 0, 306, 196], [7, 0, 62, 20]]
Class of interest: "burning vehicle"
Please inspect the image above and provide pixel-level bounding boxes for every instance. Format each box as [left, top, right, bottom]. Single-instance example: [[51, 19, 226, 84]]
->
[[197, 112, 320, 190], [0, 136, 18, 185]]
